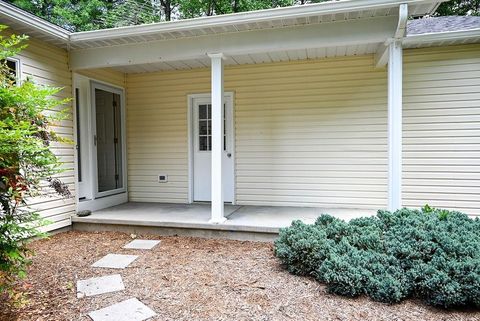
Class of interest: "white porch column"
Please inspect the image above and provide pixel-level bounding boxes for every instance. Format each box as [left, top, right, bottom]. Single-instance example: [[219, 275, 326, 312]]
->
[[208, 53, 226, 223], [387, 40, 403, 211]]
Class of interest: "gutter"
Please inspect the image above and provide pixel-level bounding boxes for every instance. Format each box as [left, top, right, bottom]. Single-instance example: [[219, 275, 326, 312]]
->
[[70, 0, 443, 43], [403, 28, 480, 46], [0, 0, 69, 41]]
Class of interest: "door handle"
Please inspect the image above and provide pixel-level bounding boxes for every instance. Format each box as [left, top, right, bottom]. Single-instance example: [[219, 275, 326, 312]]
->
[[227, 153, 232, 158]]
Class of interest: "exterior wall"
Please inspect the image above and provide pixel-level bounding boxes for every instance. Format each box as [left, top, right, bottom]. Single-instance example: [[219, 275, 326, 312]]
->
[[13, 34, 75, 231], [77, 68, 126, 88], [126, 55, 389, 209], [403, 44, 480, 216]]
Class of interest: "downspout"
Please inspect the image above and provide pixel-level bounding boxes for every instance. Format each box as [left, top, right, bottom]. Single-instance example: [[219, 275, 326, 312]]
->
[[394, 3, 408, 39], [387, 3, 408, 212]]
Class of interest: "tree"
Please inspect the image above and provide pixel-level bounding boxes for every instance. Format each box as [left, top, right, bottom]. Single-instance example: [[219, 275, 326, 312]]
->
[[0, 25, 70, 305], [435, 0, 480, 16], [8, 0, 116, 31]]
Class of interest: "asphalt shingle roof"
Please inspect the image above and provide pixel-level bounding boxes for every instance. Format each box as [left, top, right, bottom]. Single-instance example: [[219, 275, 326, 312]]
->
[[407, 16, 480, 35]]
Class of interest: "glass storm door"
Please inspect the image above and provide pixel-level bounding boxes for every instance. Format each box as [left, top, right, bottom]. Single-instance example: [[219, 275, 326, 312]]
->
[[93, 83, 125, 197], [192, 95, 234, 202]]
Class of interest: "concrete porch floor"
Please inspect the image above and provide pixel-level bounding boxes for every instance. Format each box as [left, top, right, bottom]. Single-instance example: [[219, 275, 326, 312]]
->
[[71, 202, 376, 240]]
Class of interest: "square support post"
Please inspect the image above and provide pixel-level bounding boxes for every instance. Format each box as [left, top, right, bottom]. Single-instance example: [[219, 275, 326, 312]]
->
[[388, 40, 403, 211], [208, 53, 226, 223]]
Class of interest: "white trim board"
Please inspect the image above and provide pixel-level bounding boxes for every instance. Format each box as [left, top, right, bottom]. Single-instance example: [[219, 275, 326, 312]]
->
[[73, 73, 128, 213]]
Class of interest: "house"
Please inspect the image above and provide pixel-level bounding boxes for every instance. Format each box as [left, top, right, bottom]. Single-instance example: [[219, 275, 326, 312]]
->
[[1, 0, 479, 238]]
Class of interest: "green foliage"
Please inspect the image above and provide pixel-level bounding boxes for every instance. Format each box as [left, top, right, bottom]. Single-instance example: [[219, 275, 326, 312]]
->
[[435, 0, 480, 16], [0, 25, 70, 305], [274, 206, 480, 308]]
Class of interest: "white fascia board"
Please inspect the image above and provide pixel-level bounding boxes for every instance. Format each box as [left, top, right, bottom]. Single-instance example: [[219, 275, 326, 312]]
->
[[69, 0, 443, 43], [0, 0, 69, 41], [403, 28, 480, 46], [70, 15, 397, 70]]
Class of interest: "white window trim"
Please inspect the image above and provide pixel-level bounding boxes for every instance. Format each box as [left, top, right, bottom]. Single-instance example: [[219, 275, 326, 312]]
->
[[187, 92, 235, 205], [6, 57, 21, 84], [73, 73, 128, 213]]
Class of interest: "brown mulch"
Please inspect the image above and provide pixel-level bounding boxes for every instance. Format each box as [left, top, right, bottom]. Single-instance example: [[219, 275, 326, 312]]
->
[[1, 231, 479, 321]]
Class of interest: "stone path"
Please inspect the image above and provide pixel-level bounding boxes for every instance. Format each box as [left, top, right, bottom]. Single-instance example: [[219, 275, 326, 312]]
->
[[76, 239, 160, 321], [124, 239, 161, 250], [76, 274, 124, 298], [92, 254, 138, 269], [88, 298, 156, 321]]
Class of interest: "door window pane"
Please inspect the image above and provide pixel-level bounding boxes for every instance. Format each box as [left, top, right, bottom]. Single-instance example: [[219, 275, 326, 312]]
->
[[95, 88, 123, 193], [198, 103, 227, 152]]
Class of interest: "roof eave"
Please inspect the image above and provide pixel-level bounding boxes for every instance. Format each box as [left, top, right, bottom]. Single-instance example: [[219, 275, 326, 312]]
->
[[0, 1, 70, 42], [404, 28, 480, 45], [69, 0, 445, 43]]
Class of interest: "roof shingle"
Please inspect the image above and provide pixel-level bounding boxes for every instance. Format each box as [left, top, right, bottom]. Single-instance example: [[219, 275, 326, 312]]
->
[[407, 16, 480, 35]]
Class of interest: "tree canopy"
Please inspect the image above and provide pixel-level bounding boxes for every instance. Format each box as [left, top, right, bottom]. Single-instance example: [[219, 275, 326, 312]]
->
[[6, 0, 478, 32]]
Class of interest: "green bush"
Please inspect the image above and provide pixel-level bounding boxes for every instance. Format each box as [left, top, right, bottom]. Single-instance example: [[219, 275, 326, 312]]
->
[[274, 206, 480, 308], [0, 25, 70, 305]]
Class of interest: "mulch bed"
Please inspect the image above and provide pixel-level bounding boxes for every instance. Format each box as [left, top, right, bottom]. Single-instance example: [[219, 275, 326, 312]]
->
[[1, 230, 479, 321]]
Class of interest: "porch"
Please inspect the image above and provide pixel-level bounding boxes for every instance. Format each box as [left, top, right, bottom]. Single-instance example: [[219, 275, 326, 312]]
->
[[70, 1, 445, 230], [72, 203, 376, 240]]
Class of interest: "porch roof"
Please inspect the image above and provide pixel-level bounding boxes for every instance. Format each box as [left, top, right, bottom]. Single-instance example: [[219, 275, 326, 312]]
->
[[1, 0, 479, 73]]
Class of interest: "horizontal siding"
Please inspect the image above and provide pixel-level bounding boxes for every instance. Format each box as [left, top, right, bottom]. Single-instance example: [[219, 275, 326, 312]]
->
[[232, 56, 387, 208], [12, 33, 75, 231], [77, 68, 125, 88], [403, 44, 480, 215], [127, 69, 209, 203], [127, 55, 388, 209]]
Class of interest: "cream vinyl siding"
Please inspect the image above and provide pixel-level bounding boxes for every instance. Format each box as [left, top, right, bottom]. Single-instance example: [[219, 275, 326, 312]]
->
[[126, 69, 209, 203], [77, 68, 126, 88], [126, 55, 389, 208], [13, 35, 75, 231], [403, 44, 480, 216]]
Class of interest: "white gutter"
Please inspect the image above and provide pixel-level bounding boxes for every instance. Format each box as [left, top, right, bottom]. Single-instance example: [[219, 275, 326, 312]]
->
[[0, 0, 69, 41], [70, 0, 444, 42], [403, 28, 480, 46]]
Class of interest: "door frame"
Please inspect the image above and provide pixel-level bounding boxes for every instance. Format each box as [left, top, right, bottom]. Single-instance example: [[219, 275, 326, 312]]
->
[[187, 92, 235, 204], [91, 81, 127, 199]]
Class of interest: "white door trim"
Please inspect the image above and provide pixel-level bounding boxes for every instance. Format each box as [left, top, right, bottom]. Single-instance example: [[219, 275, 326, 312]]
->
[[187, 92, 235, 204], [91, 81, 128, 199]]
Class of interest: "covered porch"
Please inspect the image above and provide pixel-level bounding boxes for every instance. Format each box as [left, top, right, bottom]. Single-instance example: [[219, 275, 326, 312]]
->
[[72, 202, 375, 240], [70, 1, 444, 231]]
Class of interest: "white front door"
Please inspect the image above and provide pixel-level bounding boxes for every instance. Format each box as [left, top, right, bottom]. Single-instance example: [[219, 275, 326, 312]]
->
[[192, 94, 234, 202]]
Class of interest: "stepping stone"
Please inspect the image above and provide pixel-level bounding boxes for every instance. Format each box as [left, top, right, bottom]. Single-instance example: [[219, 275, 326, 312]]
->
[[123, 239, 161, 250], [88, 298, 156, 321], [92, 254, 138, 269], [77, 274, 125, 298]]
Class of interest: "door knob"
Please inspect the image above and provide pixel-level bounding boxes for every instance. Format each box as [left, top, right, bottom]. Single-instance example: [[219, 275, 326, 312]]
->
[[227, 153, 232, 158]]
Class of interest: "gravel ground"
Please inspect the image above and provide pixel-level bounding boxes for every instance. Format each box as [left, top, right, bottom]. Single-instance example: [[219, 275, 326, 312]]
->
[[1, 230, 479, 321]]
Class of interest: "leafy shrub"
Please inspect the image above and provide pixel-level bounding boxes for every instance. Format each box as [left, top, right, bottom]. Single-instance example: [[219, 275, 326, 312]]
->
[[0, 25, 70, 305], [274, 206, 480, 308]]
